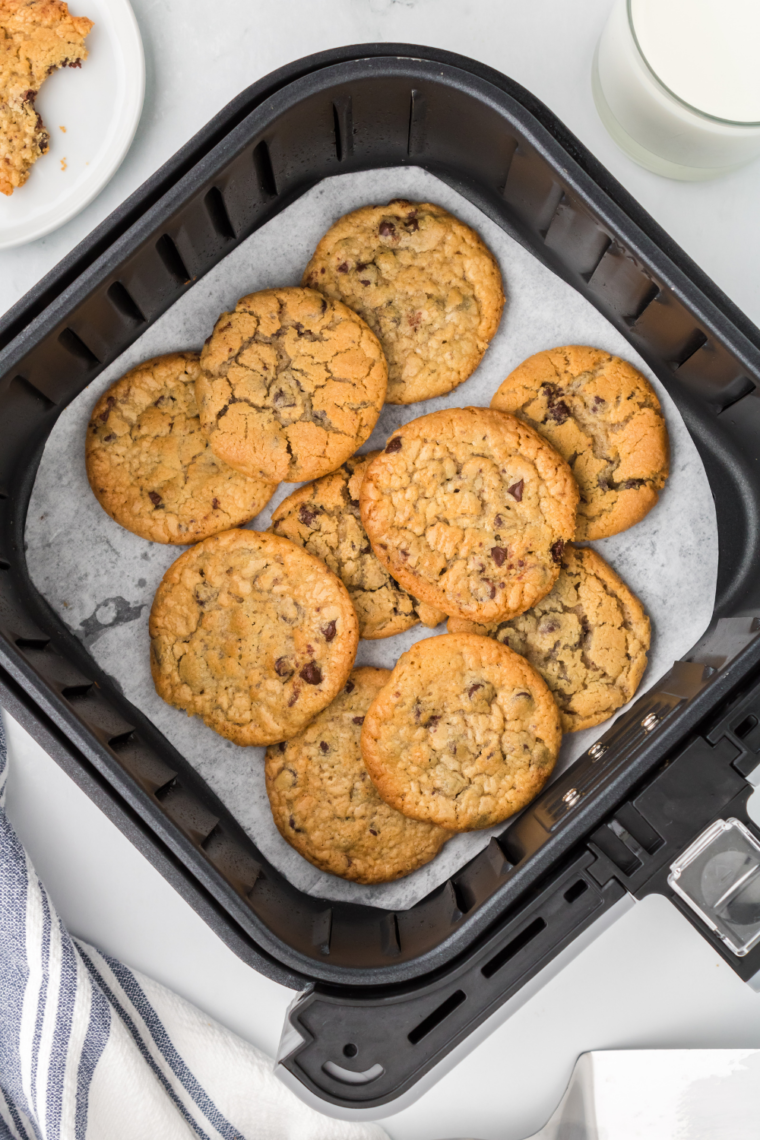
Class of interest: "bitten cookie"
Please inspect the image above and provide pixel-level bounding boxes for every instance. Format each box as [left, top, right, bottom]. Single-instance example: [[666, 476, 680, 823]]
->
[[360, 408, 579, 625], [490, 346, 669, 540], [361, 633, 561, 831], [448, 546, 650, 733], [86, 353, 274, 544], [270, 451, 445, 639], [0, 0, 92, 195], [266, 668, 452, 883], [303, 200, 504, 404], [196, 287, 387, 484], [149, 529, 359, 746]]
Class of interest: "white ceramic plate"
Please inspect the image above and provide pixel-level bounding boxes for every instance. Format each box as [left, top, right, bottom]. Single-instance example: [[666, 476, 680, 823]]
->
[[0, 0, 144, 249]]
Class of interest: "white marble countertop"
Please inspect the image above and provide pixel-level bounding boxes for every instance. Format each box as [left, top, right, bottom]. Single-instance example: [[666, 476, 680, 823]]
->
[[4, 2, 760, 1137]]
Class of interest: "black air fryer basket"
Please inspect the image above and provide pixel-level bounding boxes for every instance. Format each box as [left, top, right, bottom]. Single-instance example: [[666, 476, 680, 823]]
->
[[3, 44, 760, 1117]]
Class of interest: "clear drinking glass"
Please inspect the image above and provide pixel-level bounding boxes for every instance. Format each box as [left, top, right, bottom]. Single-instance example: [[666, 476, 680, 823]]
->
[[592, 0, 760, 180]]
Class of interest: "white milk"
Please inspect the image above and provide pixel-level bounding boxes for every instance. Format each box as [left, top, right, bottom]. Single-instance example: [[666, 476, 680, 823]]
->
[[593, 0, 760, 179]]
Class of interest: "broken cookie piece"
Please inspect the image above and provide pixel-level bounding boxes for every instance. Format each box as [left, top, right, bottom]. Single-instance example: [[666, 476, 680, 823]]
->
[[0, 0, 93, 195]]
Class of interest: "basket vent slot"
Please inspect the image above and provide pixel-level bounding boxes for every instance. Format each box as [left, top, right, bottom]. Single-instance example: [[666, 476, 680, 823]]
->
[[332, 96, 353, 162], [482, 917, 546, 979], [61, 683, 94, 701], [312, 908, 332, 955], [736, 713, 758, 740], [154, 776, 178, 801], [564, 879, 589, 904], [380, 913, 400, 957], [155, 235, 190, 285], [9, 375, 56, 411], [671, 328, 708, 368], [15, 636, 50, 650], [58, 328, 99, 368], [108, 729, 136, 750], [107, 281, 145, 325], [0, 559, 9, 571], [253, 140, 277, 199], [204, 187, 236, 241], [408, 89, 427, 155], [408, 989, 465, 1044]]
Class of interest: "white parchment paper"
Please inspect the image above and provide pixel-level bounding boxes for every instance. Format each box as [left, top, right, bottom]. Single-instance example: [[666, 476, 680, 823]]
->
[[25, 167, 718, 909]]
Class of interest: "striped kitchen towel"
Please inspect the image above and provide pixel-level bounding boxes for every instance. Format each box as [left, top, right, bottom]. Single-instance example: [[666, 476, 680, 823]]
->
[[0, 715, 388, 1140]]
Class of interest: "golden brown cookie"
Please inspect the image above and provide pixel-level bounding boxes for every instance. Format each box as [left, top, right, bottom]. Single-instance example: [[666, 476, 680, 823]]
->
[[0, 0, 93, 195], [360, 407, 579, 625], [490, 346, 669, 540], [361, 633, 561, 831], [149, 529, 359, 746], [85, 353, 275, 544], [196, 287, 387, 484], [270, 451, 445, 639], [303, 200, 504, 405], [266, 667, 452, 883], [448, 547, 650, 733]]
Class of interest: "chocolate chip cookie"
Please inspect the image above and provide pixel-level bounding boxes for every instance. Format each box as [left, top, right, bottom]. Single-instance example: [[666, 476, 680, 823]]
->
[[270, 451, 445, 639], [448, 546, 650, 732], [86, 353, 274, 544], [490, 346, 669, 540], [0, 0, 93, 195], [361, 633, 561, 831], [266, 667, 452, 883], [196, 287, 387, 484], [149, 529, 359, 746], [303, 200, 504, 404], [360, 407, 579, 625]]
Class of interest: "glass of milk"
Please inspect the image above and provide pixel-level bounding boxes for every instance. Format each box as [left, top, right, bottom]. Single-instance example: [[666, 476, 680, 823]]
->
[[593, 0, 760, 179]]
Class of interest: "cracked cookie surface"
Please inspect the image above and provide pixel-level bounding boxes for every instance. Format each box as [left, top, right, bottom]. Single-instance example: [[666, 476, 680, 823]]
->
[[149, 529, 359, 746], [86, 353, 275, 544], [491, 346, 669, 540], [360, 407, 579, 625], [196, 287, 387, 484], [270, 451, 445, 639], [266, 667, 452, 882], [448, 546, 649, 733], [0, 0, 92, 195], [361, 633, 561, 831], [303, 199, 504, 405]]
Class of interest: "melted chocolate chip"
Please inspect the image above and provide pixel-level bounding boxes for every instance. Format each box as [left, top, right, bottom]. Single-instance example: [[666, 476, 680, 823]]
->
[[298, 504, 318, 526], [369, 827, 379, 836], [359, 279, 371, 286], [551, 540, 565, 564], [337, 262, 349, 273], [491, 546, 507, 567], [405, 216, 419, 232], [468, 683, 483, 698], [148, 491, 163, 507], [379, 221, 396, 237], [319, 741, 329, 754], [300, 662, 323, 685], [508, 479, 524, 502], [104, 434, 116, 442], [322, 621, 337, 642], [345, 680, 355, 693], [622, 478, 645, 490], [386, 437, 402, 453], [352, 716, 365, 725], [212, 497, 220, 510], [288, 690, 299, 707], [494, 513, 505, 528], [547, 401, 571, 425], [427, 715, 440, 730], [278, 742, 286, 752], [275, 657, 293, 677], [539, 620, 560, 634]]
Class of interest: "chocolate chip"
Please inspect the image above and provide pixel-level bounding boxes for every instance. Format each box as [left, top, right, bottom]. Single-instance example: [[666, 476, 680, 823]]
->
[[345, 680, 355, 693], [547, 401, 571, 425], [322, 620, 337, 641], [288, 690, 300, 706], [300, 662, 322, 685], [212, 497, 220, 510], [515, 691, 531, 699], [320, 741, 329, 753], [539, 620, 560, 634], [104, 433, 116, 442], [551, 540, 564, 564], [385, 437, 402, 453], [278, 742, 286, 752], [508, 479, 524, 502], [148, 491, 162, 507], [289, 815, 301, 831], [622, 478, 645, 490], [494, 513, 505, 528], [361, 544, 372, 555], [298, 504, 318, 526], [379, 221, 396, 237], [275, 657, 293, 677], [468, 683, 483, 697], [428, 715, 440, 730], [359, 279, 371, 286], [337, 262, 349, 273], [352, 716, 364, 725], [491, 546, 507, 567], [98, 396, 116, 423], [369, 827, 379, 836], [405, 217, 419, 232]]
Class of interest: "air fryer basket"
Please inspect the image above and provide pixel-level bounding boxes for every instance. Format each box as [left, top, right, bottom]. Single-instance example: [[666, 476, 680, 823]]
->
[[3, 44, 760, 1113]]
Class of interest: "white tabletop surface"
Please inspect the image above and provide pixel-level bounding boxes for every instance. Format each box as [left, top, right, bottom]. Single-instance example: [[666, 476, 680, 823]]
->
[[4, 2, 760, 1137]]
